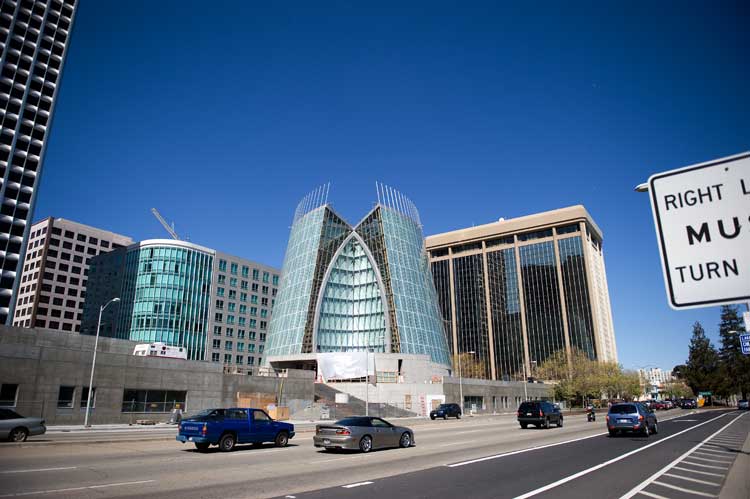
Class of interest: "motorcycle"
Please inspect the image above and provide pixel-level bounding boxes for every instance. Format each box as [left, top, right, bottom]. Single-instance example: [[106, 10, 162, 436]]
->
[[586, 405, 596, 422]]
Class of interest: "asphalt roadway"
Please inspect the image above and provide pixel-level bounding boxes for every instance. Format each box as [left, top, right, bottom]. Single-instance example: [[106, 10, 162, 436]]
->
[[0, 409, 747, 499]]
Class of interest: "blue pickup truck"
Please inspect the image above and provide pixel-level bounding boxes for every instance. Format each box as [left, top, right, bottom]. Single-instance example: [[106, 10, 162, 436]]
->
[[176, 408, 295, 452]]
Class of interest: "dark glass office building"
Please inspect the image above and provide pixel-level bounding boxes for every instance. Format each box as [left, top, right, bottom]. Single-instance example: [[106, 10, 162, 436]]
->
[[0, 0, 78, 323], [426, 206, 617, 381]]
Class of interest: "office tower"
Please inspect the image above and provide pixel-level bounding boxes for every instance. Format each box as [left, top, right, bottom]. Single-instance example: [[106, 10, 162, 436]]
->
[[426, 206, 617, 381], [0, 0, 78, 323], [12, 217, 132, 331]]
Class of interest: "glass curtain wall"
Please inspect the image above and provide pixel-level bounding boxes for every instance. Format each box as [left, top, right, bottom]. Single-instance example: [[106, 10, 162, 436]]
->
[[430, 259, 453, 355], [380, 207, 452, 367], [316, 236, 387, 352], [356, 207, 400, 352], [519, 242, 565, 368], [265, 207, 327, 357], [117, 244, 213, 360], [558, 236, 596, 359], [487, 248, 525, 381], [452, 254, 491, 378]]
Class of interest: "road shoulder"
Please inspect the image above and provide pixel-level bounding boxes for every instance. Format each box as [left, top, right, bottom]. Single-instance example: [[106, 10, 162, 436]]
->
[[719, 415, 750, 499]]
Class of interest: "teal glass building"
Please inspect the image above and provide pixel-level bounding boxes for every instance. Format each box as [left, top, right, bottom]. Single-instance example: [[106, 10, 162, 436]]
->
[[266, 185, 452, 367], [84, 240, 214, 361]]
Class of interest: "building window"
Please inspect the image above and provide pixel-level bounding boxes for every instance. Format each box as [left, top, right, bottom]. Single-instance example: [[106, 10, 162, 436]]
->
[[225, 341, 233, 350], [241, 281, 248, 290], [228, 303, 236, 312], [252, 269, 259, 280], [247, 357, 255, 365], [212, 339, 221, 348], [211, 353, 220, 362], [272, 275, 279, 286], [251, 295, 258, 304], [230, 263, 238, 275], [219, 260, 227, 272], [217, 287, 225, 297], [214, 313, 223, 322], [237, 343, 244, 352], [236, 355, 243, 364], [215, 300, 224, 309], [0, 384, 19, 407], [262, 271, 269, 283], [262, 286, 269, 295], [230, 277, 237, 287], [237, 329, 245, 339], [218, 275, 226, 284], [225, 328, 234, 337], [57, 386, 75, 408], [80, 387, 96, 408], [213, 326, 222, 335], [121, 390, 187, 413], [260, 321, 267, 330], [242, 265, 249, 277], [224, 354, 232, 363]]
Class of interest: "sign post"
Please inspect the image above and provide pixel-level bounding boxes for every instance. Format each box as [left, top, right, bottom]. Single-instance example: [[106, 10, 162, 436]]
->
[[647, 152, 750, 309]]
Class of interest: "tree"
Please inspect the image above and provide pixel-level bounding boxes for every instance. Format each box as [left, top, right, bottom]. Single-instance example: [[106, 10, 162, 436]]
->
[[716, 305, 750, 400], [661, 380, 693, 399], [683, 321, 720, 395], [672, 364, 686, 380], [453, 353, 489, 380]]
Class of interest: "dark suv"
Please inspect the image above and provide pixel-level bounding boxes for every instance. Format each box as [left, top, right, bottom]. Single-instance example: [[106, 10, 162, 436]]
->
[[430, 403, 462, 420], [517, 401, 563, 429]]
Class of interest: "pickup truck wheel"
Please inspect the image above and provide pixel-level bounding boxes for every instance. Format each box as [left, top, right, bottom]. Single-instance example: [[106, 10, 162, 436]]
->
[[557, 417, 563, 428], [520, 423, 527, 429], [274, 431, 289, 447], [219, 433, 236, 452], [543, 418, 550, 429], [8, 427, 28, 442], [194, 442, 210, 452], [443, 414, 447, 420], [456, 413, 461, 419]]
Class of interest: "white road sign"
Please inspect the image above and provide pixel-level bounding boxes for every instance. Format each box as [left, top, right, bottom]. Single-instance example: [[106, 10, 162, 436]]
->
[[648, 152, 750, 309]]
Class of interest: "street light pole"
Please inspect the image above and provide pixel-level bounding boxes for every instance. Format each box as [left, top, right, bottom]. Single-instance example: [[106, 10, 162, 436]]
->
[[84, 297, 120, 428]]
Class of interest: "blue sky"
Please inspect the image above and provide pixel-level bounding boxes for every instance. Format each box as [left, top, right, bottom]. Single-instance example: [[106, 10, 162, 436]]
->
[[37, 1, 748, 370]]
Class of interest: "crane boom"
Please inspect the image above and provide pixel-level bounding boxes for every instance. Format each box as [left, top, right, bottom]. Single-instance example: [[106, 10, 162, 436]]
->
[[151, 208, 180, 240]]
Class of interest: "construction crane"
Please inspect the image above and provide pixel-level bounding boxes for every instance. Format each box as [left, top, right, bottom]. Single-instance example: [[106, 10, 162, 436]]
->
[[151, 208, 180, 240]]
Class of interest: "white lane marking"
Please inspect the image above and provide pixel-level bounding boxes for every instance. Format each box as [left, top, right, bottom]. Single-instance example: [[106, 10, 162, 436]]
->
[[620, 411, 746, 499], [672, 466, 723, 477], [342, 481, 373, 488], [285, 496, 296, 498], [692, 450, 732, 458], [652, 480, 715, 497], [681, 461, 729, 470], [437, 440, 478, 448], [315, 455, 365, 464], [0, 480, 155, 498], [662, 472, 720, 486], [637, 490, 669, 499], [447, 432, 604, 467], [0, 467, 77, 474], [452, 429, 490, 436], [695, 447, 734, 454], [512, 412, 732, 499], [686, 455, 733, 463], [224, 449, 287, 458], [672, 419, 698, 422]]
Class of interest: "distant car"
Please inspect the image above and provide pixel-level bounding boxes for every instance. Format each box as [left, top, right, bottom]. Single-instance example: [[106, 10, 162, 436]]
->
[[517, 401, 563, 429], [313, 416, 414, 453], [176, 408, 294, 452], [430, 403, 462, 420], [664, 400, 674, 410], [738, 400, 749, 410], [0, 408, 46, 442], [680, 398, 697, 409], [607, 403, 657, 437], [652, 401, 666, 410]]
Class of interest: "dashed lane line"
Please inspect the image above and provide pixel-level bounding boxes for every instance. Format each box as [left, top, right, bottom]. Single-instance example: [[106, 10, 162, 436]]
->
[[0, 480, 156, 498], [341, 481, 373, 488], [0, 467, 76, 474]]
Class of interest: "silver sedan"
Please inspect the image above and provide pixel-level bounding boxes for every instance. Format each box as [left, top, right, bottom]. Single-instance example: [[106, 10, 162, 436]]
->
[[0, 408, 46, 442], [313, 416, 414, 453]]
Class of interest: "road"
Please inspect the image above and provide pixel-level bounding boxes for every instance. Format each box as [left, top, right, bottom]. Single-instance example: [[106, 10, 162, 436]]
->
[[0, 409, 747, 499]]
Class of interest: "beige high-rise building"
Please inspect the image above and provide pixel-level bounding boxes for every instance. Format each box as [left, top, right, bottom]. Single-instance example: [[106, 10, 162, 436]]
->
[[12, 217, 132, 332], [425, 205, 617, 381]]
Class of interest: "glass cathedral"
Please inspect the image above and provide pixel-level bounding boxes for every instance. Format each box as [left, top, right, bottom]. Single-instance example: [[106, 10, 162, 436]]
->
[[265, 184, 452, 367]]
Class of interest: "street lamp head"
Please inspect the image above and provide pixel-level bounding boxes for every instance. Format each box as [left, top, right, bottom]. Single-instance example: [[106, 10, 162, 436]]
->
[[634, 182, 649, 193], [112, 297, 121, 303]]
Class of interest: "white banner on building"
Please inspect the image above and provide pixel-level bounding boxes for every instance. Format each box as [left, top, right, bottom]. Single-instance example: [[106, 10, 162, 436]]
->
[[317, 352, 375, 382]]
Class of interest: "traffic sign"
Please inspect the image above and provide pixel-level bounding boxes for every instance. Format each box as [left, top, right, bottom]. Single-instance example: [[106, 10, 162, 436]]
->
[[741, 333, 750, 355], [648, 152, 750, 309]]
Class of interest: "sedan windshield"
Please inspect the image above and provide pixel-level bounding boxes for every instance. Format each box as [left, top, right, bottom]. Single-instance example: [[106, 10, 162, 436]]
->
[[437, 404, 451, 410]]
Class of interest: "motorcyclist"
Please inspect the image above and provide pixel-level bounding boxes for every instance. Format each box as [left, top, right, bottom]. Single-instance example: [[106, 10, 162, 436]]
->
[[586, 404, 596, 422]]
